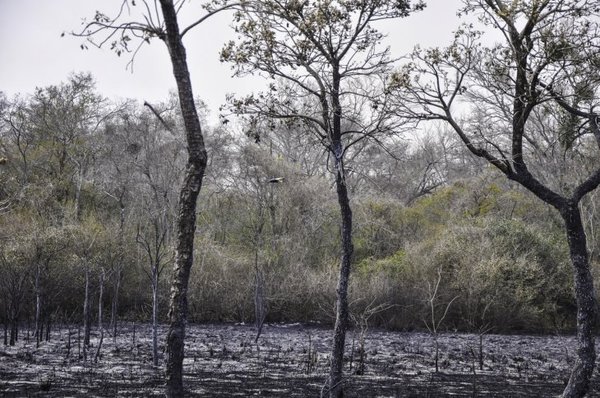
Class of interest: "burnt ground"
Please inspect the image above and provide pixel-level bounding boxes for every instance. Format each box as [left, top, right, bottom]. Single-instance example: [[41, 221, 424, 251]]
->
[[0, 323, 599, 397]]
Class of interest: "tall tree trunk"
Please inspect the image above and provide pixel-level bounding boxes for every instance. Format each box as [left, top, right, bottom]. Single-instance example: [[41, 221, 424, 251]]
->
[[253, 215, 267, 343], [45, 317, 50, 342], [111, 270, 121, 343], [152, 263, 159, 367], [83, 264, 91, 348], [159, 1, 208, 396], [561, 203, 597, 398], [328, 61, 354, 398], [95, 269, 105, 362], [9, 308, 17, 346], [111, 203, 125, 344], [74, 162, 85, 221], [34, 262, 41, 348], [254, 267, 266, 343], [329, 169, 353, 398], [10, 316, 17, 345]]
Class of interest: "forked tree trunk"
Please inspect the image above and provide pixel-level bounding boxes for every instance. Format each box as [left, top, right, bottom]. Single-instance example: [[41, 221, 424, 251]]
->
[[159, 1, 208, 396], [560, 203, 597, 398]]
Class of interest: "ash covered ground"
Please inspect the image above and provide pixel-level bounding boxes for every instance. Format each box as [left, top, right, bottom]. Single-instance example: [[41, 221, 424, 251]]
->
[[1, 323, 598, 397]]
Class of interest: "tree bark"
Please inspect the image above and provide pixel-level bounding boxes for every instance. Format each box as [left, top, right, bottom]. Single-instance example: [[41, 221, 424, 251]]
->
[[329, 165, 354, 398], [9, 310, 17, 346], [74, 163, 84, 221], [111, 202, 125, 345], [111, 269, 121, 344], [328, 60, 354, 398], [152, 263, 159, 367], [158, 1, 208, 396], [10, 317, 17, 345], [34, 262, 41, 348], [253, 213, 267, 343], [95, 268, 105, 362], [83, 264, 91, 348], [254, 267, 266, 343], [560, 203, 597, 398]]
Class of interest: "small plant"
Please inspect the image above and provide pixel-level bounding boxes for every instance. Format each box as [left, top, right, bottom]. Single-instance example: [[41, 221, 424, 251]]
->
[[350, 299, 394, 376], [423, 267, 458, 373], [305, 331, 318, 375]]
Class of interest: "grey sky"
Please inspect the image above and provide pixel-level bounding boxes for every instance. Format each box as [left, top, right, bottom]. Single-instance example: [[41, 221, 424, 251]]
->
[[0, 0, 464, 122]]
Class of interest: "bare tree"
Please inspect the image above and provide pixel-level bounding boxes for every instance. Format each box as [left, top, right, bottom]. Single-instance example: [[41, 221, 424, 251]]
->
[[72, 224, 100, 361], [423, 267, 458, 374], [137, 218, 170, 366]]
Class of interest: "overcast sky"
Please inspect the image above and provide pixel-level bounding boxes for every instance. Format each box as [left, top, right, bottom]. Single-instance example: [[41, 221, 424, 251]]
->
[[0, 0, 464, 122]]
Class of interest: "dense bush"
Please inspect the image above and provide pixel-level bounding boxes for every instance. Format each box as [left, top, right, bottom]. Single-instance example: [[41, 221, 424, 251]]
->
[[1, 77, 598, 339]]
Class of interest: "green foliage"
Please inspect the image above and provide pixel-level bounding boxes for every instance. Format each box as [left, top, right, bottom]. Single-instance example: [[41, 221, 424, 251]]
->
[[347, 176, 577, 332], [0, 74, 595, 335], [356, 249, 407, 278]]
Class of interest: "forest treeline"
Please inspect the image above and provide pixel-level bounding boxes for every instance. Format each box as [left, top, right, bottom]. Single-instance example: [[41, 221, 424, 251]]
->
[[1, 73, 598, 344], [6, 1, 597, 396]]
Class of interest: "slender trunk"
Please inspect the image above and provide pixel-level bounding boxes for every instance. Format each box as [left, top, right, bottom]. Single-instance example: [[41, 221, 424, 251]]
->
[[435, 336, 439, 373], [83, 265, 91, 347], [8, 299, 19, 346], [75, 163, 85, 221], [253, 214, 266, 343], [45, 317, 50, 342], [328, 61, 353, 398], [66, 325, 71, 358], [329, 169, 354, 398], [111, 203, 125, 343], [34, 263, 41, 348], [159, 1, 208, 395], [111, 270, 121, 344], [13, 317, 18, 344], [479, 334, 484, 371], [254, 267, 266, 343], [9, 314, 16, 346], [77, 325, 81, 359], [95, 269, 105, 362], [152, 264, 159, 367], [561, 203, 597, 398]]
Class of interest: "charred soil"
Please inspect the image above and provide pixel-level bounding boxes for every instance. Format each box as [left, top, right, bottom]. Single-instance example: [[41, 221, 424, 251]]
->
[[0, 323, 598, 397]]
